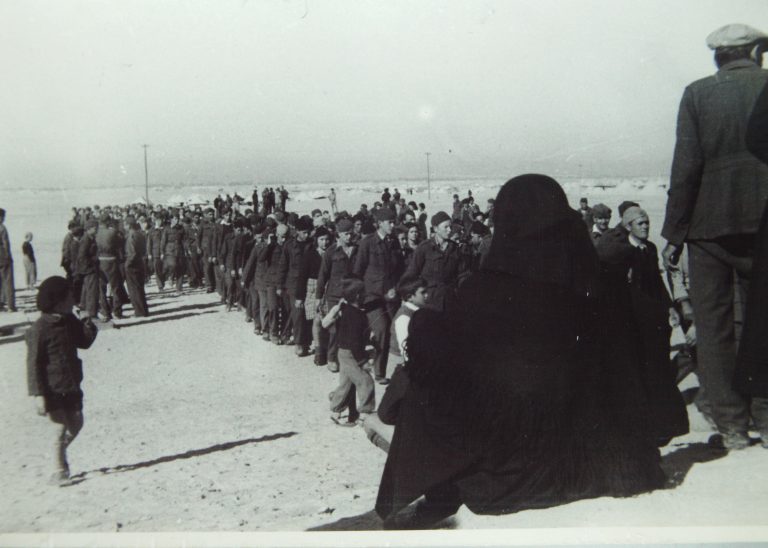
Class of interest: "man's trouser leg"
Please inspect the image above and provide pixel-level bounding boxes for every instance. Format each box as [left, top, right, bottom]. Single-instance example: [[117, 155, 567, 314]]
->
[[292, 294, 310, 351], [72, 275, 84, 310], [100, 259, 126, 316], [224, 271, 238, 306], [312, 314, 329, 362], [688, 242, 751, 436], [257, 288, 270, 334], [326, 298, 340, 365], [97, 269, 111, 319], [0, 262, 16, 310], [267, 286, 281, 340], [125, 264, 148, 316], [366, 304, 391, 380], [214, 264, 224, 299], [254, 282, 263, 330], [175, 257, 184, 292], [82, 272, 100, 318], [202, 254, 215, 291], [281, 289, 295, 341], [188, 253, 202, 288], [152, 257, 165, 290]]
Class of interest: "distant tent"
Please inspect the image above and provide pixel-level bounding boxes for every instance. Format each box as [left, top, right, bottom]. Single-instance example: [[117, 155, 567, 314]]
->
[[167, 194, 185, 206], [186, 194, 209, 206]]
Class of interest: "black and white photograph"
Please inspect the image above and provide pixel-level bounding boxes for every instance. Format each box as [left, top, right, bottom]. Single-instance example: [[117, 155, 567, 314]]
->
[[1, 1, 768, 545]]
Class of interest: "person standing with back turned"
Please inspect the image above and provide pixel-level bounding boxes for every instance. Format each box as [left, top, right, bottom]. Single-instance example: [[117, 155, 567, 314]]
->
[[661, 24, 768, 450]]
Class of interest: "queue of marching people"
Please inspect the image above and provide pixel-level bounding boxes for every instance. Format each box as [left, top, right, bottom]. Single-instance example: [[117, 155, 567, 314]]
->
[[18, 22, 768, 528]]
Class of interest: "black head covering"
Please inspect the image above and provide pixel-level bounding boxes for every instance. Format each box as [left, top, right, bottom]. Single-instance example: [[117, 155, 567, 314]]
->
[[484, 174, 598, 298]]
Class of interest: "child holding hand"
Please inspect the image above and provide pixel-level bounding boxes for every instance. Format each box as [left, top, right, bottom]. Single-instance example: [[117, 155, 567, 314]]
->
[[324, 277, 375, 426]]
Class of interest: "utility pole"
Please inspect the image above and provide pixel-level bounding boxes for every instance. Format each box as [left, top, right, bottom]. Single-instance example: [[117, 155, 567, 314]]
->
[[425, 152, 431, 200], [142, 144, 150, 204]]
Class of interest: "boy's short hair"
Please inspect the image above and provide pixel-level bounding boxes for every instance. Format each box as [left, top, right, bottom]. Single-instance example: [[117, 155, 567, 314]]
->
[[37, 276, 71, 313], [341, 277, 365, 303], [398, 277, 427, 301]]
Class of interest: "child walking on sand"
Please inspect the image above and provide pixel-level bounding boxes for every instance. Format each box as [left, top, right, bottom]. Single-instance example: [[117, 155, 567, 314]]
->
[[324, 277, 375, 427], [26, 276, 98, 485], [22, 232, 37, 289]]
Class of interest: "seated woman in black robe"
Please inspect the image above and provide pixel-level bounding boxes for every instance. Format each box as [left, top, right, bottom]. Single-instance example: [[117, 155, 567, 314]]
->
[[374, 174, 667, 527]]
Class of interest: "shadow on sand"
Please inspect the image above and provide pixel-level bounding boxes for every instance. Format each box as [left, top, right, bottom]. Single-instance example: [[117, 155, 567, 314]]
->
[[660, 441, 727, 488], [113, 309, 217, 329], [70, 431, 298, 481], [145, 301, 223, 317]]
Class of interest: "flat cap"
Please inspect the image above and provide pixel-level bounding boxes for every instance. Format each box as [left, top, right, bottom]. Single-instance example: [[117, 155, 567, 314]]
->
[[706, 24, 768, 49]]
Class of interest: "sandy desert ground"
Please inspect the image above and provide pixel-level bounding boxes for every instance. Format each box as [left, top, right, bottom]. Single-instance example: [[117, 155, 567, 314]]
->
[[1, 179, 767, 545]]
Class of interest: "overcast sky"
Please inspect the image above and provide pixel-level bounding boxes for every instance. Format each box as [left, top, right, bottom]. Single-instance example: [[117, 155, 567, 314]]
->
[[1, 0, 767, 189]]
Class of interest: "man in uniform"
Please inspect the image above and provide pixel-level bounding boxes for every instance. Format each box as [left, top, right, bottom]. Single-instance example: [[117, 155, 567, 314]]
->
[[96, 214, 128, 319], [317, 218, 358, 372], [400, 211, 467, 312], [77, 219, 102, 319], [661, 23, 768, 450], [352, 207, 403, 384], [124, 216, 149, 317]]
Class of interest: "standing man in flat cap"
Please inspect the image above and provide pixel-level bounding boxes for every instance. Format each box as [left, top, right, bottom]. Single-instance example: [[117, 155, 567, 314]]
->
[[661, 23, 768, 450], [353, 207, 404, 384]]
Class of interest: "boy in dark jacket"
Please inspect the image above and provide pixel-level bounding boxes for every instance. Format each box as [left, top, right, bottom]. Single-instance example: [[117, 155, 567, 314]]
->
[[26, 276, 98, 485]]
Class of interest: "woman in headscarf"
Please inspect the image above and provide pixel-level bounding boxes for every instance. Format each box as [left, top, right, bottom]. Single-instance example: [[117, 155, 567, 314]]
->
[[374, 174, 666, 526]]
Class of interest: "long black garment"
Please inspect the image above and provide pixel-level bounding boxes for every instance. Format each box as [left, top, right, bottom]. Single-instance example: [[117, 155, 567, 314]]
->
[[375, 175, 666, 520]]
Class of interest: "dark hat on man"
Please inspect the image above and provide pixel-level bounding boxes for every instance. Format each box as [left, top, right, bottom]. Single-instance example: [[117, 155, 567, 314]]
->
[[470, 220, 490, 236], [296, 215, 313, 232], [36, 276, 71, 313], [335, 218, 354, 233], [592, 203, 612, 218], [431, 211, 451, 227], [311, 209, 322, 217], [374, 208, 396, 222], [706, 23, 768, 49], [314, 226, 330, 239], [274, 211, 286, 224]]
